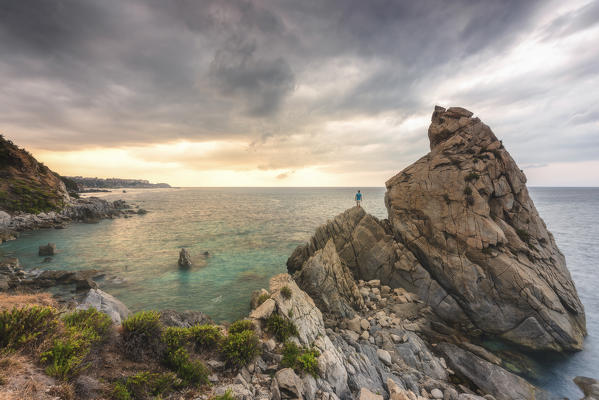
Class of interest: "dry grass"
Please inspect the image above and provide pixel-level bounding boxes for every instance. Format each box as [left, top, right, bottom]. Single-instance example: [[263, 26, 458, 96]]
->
[[0, 293, 57, 310], [0, 354, 58, 400]]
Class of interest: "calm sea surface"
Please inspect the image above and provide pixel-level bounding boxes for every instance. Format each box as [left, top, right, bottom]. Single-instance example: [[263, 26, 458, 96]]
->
[[1, 187, 597, 398]]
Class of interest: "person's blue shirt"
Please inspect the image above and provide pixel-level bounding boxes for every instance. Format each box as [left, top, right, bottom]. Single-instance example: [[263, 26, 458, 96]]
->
[[356, 192, 362, 201]]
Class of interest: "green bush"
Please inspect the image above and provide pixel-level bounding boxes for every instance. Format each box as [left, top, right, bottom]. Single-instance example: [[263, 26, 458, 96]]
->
[[221, 330, 261, 368], [281, 341, 301, 368], [125, 371, 181, 399], [0, 306, 58, 352], [189, 324, 223, 350], [463, 186, 473, 196], [41, 335, 90, 380], [256, 293, 270, 307], [62, 308, 112, 342], [266, 314, 298, 342], [297, 348, 320, 376], [516, 228, 531, 244], [161, 326, 191, 350], [111, 382, 132, 400], [164, 347, 209, 386], [281, 341, 320, 377], [228, 319, 254, 335], [121, 311, 162, 360], [280, 286, 292, 299]]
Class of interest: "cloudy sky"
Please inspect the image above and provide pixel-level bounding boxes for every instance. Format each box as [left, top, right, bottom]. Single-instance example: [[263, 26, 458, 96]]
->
[[1, 0, 598, 186]]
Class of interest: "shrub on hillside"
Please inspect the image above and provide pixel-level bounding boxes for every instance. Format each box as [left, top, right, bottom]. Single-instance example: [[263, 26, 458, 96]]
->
[[63, 308, 112, 342], [164, 347, 209, 386], [161, 326, 191, 350], [266, 313, 298, 342], [220, 330, 261, 368], [41, 335, 90, 380], [115, 371, 182, 399], [280, 286, 292, 299], [0, 306, 58, 352], [189, 324, 223, 350], [228, 319, 254, 335], [121, 311, 162, 361], [281, 341, 320, 377]]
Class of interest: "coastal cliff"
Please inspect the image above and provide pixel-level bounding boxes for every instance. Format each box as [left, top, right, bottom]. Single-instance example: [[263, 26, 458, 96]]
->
[[0, 107, 590, 400], [0, 136, 140, 242], [0, 134, 69, 214]]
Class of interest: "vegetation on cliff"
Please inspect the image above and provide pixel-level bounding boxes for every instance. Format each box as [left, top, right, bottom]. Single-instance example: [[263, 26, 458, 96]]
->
[[0, 135, 69, 214]]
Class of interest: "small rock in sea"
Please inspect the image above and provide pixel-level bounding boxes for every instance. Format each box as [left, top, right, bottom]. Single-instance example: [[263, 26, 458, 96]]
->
[[203, 251, 210, 256], [54, 224, 66, 229], [178, 248, 192, 268], [137, 208, 148, 215], [42, 257, 52, 263], [38, 243, 56, 256]]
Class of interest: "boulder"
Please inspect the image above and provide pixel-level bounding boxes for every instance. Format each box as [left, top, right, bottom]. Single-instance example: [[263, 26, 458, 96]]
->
[[77, 289, 131, 324], [251, 288, 270, 309], [384, 106, 586, 351], [358, 388, 383, 400], [275, 368, 303, 399], [574, 376, 599, 400], [437, 343, 553, 400], [38, 243, 56, 256], [293, 239, 364, 318], [178, 248, 192, 268]]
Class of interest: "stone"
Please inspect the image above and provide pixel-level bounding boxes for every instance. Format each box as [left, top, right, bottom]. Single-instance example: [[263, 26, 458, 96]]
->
[[359, 388, 383, 400], [438, 343, 551, 400], [347, 317, 362, 333], [38, 243, 56, 256], [360, 331, 369, 340], [250, 298, 276, 320], [178, 248, 192, 268], [377, 349, 392, 366], [293, 240, 364, 318], [159, 309, 212, 327], [574, 376, 599, 400], [431, 389, 444, 399], [275, 368, 303, 399], [250, 288, 270, 309], [77, 289, 130, 324], [360, 318, 370, 330]]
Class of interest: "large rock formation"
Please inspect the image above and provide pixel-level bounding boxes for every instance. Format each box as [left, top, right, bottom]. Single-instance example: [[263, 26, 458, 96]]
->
[[385, 106, 585, 351], [289, 106, 586, 352]]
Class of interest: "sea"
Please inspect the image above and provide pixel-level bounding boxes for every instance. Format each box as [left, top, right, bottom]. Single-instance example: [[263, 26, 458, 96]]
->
[[0, 187, 597, 398]]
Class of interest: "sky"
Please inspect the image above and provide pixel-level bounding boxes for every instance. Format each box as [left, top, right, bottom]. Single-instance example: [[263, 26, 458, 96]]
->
[[1, 0, 598, 187]]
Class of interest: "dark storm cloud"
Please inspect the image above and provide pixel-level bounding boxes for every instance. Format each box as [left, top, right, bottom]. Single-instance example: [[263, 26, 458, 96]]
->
[[0, 0, 598, 179]]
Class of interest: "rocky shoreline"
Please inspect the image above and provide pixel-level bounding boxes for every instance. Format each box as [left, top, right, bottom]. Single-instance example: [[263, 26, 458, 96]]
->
[[0, 196, 144, 242], [0, 106, 595, 400]]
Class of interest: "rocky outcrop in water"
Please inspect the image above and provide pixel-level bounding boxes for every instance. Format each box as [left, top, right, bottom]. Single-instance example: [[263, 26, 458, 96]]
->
[[385, 106, 585, 351], [178, 248, 193, 268], [290, 106, 585, 353]]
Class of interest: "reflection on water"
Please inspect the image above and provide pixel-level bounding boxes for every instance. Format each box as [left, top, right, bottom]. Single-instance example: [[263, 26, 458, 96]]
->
[[1, 187, 597, 398]]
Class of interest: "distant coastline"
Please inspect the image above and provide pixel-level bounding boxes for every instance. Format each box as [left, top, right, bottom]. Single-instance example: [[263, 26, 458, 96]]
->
[[66, 176, 171, 190]]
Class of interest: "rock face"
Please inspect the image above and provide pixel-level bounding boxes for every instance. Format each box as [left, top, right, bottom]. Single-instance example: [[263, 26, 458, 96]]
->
[[437, 343, 552, 400], [574, 376, 599, 400], [178, 248, 192, 268], [38, 243, 56, 256], [293, 240, 364, 318], [77, 288, 131, 324], [385, 106, 585, 351], [289, 106, 585, 352]]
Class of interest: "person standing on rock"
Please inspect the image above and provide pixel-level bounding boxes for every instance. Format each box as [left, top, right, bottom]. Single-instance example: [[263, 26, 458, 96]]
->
[[355, 190, 362, 207]]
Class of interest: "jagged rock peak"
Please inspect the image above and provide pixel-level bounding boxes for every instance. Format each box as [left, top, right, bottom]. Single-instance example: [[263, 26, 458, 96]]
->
[[386, 105, 586, 351]]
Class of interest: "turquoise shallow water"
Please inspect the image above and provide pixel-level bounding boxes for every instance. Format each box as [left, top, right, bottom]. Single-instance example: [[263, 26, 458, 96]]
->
[[1, 187, 597, 398]]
